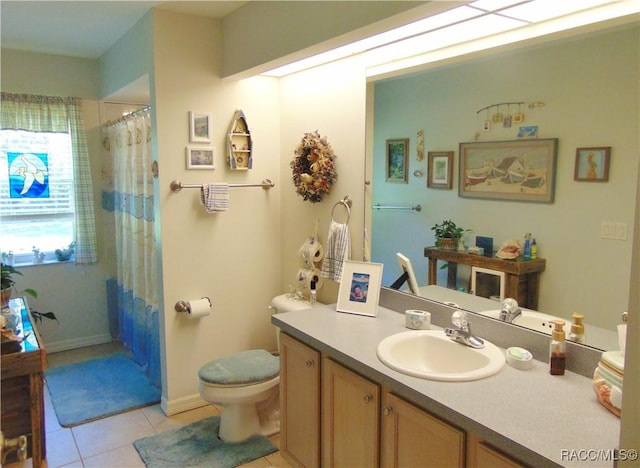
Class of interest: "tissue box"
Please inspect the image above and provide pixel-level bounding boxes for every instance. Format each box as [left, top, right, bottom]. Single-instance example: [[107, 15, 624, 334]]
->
[[468, 246, 484, 255]]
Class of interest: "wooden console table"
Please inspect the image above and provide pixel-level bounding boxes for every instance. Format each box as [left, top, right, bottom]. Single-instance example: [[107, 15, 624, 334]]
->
[[1, 297, 46, 467], [424, 246, 546, 309]]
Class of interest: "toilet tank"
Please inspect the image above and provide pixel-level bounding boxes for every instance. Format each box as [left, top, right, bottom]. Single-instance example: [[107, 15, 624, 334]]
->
[[270, 294, 323, 352]]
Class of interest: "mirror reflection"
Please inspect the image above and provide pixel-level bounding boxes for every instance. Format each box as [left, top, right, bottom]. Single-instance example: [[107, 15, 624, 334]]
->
[[368, 20, 638, 352]]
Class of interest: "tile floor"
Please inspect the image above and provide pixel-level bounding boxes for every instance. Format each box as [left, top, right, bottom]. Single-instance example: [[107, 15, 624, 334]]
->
[[6, 342, 290, 468]]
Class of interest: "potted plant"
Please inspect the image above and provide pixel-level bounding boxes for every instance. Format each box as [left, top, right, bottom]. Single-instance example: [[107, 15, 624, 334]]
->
[[431, 219, 469, 250], [1, 263, 37, 307]]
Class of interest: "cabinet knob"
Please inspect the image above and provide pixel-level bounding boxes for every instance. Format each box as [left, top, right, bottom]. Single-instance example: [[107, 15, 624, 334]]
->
[[383, 406, 394, 416], [305, 359, 314, 368], [363, 393, 374, 403]]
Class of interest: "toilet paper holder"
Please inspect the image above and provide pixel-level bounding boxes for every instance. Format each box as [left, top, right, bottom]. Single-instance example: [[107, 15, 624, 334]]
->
[[175, 297, 212, 313]]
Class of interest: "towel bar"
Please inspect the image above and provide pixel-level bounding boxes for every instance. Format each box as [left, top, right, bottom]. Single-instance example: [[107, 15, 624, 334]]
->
[[170, 179, 274, 192]]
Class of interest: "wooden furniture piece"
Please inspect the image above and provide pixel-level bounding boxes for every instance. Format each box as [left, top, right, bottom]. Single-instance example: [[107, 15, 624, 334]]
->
[[1, 297, 46, 467], [281, 333, 477, 468], [424, 247, 546, 309], [279, 332, 320, 467]]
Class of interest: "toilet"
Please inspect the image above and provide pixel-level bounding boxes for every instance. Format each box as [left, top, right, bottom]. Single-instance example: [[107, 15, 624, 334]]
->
[[198, 294, 319, 443]]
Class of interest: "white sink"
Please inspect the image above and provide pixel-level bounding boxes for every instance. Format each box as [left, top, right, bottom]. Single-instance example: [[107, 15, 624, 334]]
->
[[376, 330, 505, 382], [480, 309, 570, 335]]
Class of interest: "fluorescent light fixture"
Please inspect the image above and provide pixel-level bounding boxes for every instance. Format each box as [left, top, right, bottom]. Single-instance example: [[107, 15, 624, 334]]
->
[[499, 0, 618, 22], [263, 0, 637, 78], [262, 6, 483, 77], [364, 14, 526, 66]]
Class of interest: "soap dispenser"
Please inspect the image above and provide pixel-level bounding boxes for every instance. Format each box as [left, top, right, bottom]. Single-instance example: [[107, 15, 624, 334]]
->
[[550, 320, 566, 375], [568, 312, 585, 343]]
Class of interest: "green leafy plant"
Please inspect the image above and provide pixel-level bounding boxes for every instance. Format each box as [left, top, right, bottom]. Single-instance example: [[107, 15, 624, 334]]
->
[[1, 263, 37, 298], [1, 262, 58, 324], [430, 219, 469, 239]]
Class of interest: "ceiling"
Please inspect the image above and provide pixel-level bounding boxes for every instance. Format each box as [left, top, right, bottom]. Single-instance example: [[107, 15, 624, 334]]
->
[[0, 1, 247, 59]]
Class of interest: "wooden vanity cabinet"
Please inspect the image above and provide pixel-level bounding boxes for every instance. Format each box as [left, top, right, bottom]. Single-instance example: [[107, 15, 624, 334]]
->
[[381, 392, 465, 467], [279, 332, 321, 467], [467, 433, 525, 468], [321, 357, 380, 467]]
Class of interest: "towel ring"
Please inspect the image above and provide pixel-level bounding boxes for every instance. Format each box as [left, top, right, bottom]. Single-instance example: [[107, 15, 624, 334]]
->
[[331, 196, 352, 224]]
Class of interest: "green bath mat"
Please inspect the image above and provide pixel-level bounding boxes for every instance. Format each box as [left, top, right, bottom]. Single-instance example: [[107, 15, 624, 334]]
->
[[133, 416, 278, 467], [45, 353, 160, 427]]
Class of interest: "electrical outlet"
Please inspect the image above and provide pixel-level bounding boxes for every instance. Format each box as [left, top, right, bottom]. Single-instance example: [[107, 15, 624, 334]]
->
[[601, 221, 627, 240]]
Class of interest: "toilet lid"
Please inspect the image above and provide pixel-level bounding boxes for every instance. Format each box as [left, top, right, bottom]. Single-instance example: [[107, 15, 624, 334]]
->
[[199, 349, 279, 385]]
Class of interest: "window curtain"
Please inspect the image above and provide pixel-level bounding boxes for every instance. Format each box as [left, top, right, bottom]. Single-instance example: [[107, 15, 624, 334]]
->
[[0, 92, 98, 264]]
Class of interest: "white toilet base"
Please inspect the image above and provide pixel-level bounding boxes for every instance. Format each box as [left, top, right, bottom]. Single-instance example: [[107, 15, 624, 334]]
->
[[218, 403, 261, 443]]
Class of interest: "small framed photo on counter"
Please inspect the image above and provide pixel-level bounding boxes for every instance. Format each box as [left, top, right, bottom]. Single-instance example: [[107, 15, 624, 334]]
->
[[336, 261, 383, 317]]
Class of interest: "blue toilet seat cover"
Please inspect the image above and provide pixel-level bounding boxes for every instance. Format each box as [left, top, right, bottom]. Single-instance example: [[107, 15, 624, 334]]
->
[[199, 349, 280, 385]]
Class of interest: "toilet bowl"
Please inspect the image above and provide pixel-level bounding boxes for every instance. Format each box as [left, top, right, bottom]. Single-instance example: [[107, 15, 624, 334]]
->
[[198, 294, 320, 443]]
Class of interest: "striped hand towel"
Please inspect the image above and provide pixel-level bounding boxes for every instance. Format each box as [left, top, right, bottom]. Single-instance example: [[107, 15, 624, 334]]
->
[[321, 220, 351, 282], [200, 183, 230, 213]]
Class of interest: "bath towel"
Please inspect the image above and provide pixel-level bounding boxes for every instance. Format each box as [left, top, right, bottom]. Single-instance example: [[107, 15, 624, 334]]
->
[[200, 183, 230, 213], [321, 220, 351, 282]]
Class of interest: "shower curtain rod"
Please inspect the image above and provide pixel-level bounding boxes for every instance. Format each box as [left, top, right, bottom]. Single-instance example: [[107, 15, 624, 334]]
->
[[170, 179, 275, 192], [102, 105, 151, 128]]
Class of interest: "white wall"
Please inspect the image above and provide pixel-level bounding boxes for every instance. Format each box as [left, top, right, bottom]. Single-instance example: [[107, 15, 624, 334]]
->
[[371, 24, 639, 331], [149, 10, 283, 413]]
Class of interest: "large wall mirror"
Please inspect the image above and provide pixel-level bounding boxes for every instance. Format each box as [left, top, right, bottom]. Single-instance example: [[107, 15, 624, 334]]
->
[[366, 19, 639, 352]]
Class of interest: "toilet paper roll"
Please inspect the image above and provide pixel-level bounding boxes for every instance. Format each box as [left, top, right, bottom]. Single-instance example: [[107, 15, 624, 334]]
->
[[297, 239, 324, 267], [296, 267, 324, 291], [187, 298, 211, 319]]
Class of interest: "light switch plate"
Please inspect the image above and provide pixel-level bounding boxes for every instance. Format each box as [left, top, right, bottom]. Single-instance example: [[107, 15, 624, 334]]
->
[[601, 221, 627, 240]]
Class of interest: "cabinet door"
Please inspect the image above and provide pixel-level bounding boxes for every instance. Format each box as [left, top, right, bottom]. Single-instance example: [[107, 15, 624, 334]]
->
[[381, 392, 464, 468], [322, 357, 379, 468], [467, 433, 525, 468], [279, 333, 321, 467]]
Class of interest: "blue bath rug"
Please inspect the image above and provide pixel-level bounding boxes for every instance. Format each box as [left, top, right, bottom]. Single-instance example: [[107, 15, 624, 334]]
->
[[133, 416, 278, 467], [45, 353, 160, 427]]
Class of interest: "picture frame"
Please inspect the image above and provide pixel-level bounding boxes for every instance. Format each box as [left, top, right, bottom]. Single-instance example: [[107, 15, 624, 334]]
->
[[189, 111, 212, 143], [459, 138, 558, 203], [385, 138, 409, 183], [336, 261, 384, 317], [427, 151, 453, 189], [186, 146, 215, 170], [574, 147, 611, 182]]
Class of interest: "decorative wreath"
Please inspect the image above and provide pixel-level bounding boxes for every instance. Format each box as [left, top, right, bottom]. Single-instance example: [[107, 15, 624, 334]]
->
[[290, 130, 337, 203]]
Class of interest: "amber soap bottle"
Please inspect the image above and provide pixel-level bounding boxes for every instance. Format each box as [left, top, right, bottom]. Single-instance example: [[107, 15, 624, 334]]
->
[[549, 320, 566, 375]]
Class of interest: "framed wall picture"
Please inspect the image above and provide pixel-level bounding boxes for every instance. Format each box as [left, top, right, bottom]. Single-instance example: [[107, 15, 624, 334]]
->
[[459, 138, 558, 203], [427, 151, 453, 189], [385, 138, 409, 183], [336, 261, 384, 317], [574, 147, 611, 182], [186, 146, 215, 169], [189, 111, 212, 143]]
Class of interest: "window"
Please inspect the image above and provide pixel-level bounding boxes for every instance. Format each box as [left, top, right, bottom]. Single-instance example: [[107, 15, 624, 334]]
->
[[0, 129, 75, 264]]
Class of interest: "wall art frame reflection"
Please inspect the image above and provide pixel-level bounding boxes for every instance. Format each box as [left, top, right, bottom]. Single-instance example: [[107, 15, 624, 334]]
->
[[574, 146, 610, 182], [189, 111, 212, 143], [459, 138, 558, 203], [427, 151, 453, 189], [336, 260, 384, 317], [385, 138, 409, 183], [186, 146, 215, 170]]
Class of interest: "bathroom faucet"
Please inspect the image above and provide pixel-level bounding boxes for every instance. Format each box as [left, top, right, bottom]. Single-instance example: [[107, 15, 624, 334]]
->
[[499, 298, 522, 323], [444, 310, 485, 349]]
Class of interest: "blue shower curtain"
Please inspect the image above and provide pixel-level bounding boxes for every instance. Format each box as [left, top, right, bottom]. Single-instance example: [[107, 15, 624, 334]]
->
[[102, 108, 161, 388]]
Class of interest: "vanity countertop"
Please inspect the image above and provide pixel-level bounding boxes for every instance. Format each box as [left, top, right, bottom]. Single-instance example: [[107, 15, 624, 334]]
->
[[272, 304, 620, 467]]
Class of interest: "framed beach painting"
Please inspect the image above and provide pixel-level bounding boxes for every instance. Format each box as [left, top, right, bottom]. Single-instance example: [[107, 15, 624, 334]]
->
[[189, 111, 212, 143], [574, 147, 610, 182], [459, 138, 558, 203], [186, 146, 215, 169], [336, 261, 383, 317], [385, 138, 409, 183], [427, 151, 453, 189]]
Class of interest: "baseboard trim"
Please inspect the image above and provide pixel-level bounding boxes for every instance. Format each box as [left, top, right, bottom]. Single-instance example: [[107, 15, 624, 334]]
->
[[161, 393, 208, 416], [44, 333, 113, 353]]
